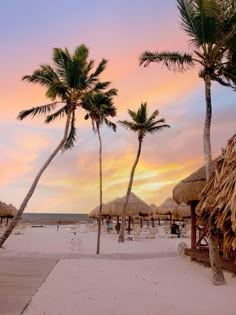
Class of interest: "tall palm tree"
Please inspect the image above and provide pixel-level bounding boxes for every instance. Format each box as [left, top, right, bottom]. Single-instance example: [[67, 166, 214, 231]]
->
[[82, 89, 117, 254], [0, 44, 110, 248], [118, 103, 170, 243], [139, 0, 235, 285]]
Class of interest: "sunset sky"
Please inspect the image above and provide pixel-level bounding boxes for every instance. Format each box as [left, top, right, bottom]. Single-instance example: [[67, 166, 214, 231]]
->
[[0, 0, 235, 214]]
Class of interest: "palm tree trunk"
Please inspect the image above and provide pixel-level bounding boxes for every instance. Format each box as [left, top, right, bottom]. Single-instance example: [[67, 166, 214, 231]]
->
[[204, 75, 226, 285], [96, 123, 102, 254], [0, 112, 72, 248], [118, 139, 142, 243]]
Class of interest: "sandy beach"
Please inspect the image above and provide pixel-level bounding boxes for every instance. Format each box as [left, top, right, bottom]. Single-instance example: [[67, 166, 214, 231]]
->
[[0, 222, 235, 315]]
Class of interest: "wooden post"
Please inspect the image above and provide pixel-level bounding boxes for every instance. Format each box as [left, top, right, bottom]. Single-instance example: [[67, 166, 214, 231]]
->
[[151, 218, 155, 228], [191, 201, 197, 249], [158, 218, 160, 226], [6, 217, 9, 226], [140, 218, 143, 228], [128, 216, 131, 235], [169, 213, 173, 232]]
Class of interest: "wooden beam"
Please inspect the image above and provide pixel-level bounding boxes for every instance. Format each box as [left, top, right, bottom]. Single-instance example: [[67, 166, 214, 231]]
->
[[185, 248, 236, 273], [190, 201, 197, 249]]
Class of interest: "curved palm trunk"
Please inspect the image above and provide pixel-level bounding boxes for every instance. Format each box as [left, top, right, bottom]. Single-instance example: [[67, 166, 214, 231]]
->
[[96, 123, 102, 254], [204, 75, 226, 285], [0, 112, 72, 248], [118, 139, 142, 243]]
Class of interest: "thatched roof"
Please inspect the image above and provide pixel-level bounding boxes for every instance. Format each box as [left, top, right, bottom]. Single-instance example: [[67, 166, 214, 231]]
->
[[173, 203, 191, 218], [88, 193, 152, 218], [0, 201, 17, 217], [172, 160, 215, 205], [157, 197, 178, 214], [196, 134, 236, 254], [110, 193, 152, 217]]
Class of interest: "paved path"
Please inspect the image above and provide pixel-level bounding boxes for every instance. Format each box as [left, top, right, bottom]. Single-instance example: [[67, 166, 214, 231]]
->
[[0, 256, 58, 315]]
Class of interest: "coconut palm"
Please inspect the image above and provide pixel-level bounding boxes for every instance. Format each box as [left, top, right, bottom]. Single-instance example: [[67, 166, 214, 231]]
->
[[118, 102, 170, 242], [0, 45, 110, 248], [82, 89, 117, 254], [139, 0, 236, 285]]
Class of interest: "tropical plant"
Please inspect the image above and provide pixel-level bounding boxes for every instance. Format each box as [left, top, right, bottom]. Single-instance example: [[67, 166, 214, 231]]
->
[[139, 0, 236, 285], [82, 89, 117, 254], [118, 102, 170, 242], [0, 45, 110, 248]]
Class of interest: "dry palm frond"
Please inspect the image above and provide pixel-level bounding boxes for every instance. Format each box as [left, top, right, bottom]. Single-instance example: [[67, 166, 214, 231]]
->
[[197, 134, 236, 256]]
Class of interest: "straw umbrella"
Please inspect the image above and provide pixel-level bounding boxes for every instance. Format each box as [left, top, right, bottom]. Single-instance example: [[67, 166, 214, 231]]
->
[[111, 193, 152, 233], [0, 202, 9, 219], [157, 197, 178, 230], [197, 134, 236, 257], [0, 202, 17, 225]]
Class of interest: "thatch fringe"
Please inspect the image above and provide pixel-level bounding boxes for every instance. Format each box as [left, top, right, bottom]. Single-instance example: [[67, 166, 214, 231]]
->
[[197, 134, 236, 255], [172, 161, 215, 204]]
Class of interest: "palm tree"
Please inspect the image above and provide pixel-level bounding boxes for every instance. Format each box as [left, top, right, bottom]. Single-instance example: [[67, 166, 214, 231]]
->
[[82, 89, 117, 254], [0, 45, 110, 248], [118, 103, 170, 243], [139, 0, 236, 285]]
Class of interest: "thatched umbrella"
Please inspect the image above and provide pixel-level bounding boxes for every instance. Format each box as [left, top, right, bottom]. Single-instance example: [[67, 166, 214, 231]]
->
[[157, 197, 178, 214], [197, 134, 236, 255], [88, 193, 152, 232], [0, 201, 17, 225], [157, 197, 178, 230], [111, 193, 152, 232], [0, 201, 9, 217]]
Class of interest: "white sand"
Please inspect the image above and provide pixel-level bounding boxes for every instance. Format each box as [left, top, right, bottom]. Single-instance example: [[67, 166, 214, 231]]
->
[[1, 223, 235, 315]]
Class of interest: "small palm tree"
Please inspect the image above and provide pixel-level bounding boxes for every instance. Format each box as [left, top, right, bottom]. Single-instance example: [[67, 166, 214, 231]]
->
[[82, 89, 117, 254], [118, 103, 170, 243], [0, 45, 110, 248], [139, 0, 235, 286]]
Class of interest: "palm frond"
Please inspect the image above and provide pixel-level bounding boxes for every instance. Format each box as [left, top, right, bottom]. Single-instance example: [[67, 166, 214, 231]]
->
[[53, 47, 70, 79], [93, 81, 111, 91], [45, 104, 69, 123], [104, 118, 117, 132], [17, 102, 57, 120], [118, 120, 139, 131], [139, 51, 194, 72], [73, 44, 89, 61], [93, 59, 107, 77], [146, 124, 170, 134], [177, 0, 200, 47], [63, 111, 77, 151], [146, 109, 160, 123]]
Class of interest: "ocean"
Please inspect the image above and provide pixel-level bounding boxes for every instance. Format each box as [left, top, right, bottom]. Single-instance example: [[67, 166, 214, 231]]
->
[[22, 213, 93, 224]]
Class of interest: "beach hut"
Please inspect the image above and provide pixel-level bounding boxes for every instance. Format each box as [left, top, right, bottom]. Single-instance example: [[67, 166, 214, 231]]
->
[[196, 134, 236, 257], [172, 161, 215, 249]]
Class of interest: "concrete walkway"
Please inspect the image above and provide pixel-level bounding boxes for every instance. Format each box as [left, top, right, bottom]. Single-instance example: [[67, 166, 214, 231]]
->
[[0, 256, 58, 315]]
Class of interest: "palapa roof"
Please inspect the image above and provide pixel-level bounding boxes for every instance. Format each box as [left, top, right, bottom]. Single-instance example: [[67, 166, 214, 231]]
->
[[173, 203, 191, 218], [88, 193, 152, 218], [172, 160, 215, 205], [0, 201, 17, 217], [157, 197, 178, 215], [196, 134, 236, 253]]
